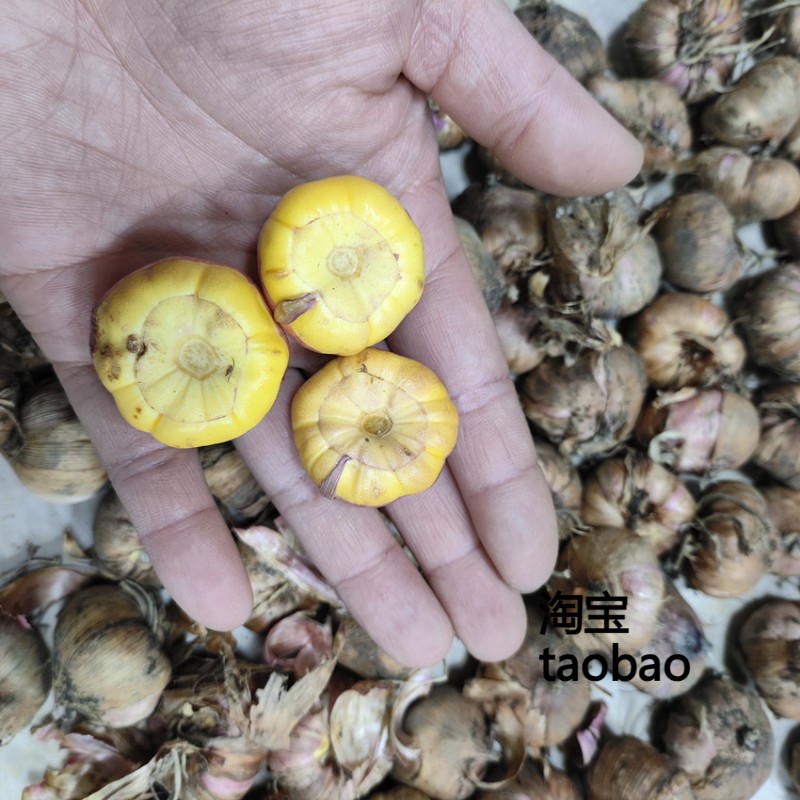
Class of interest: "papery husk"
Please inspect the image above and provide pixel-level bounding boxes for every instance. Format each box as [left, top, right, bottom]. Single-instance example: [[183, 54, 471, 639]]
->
[[0, 559, 96, 617], [636, 387, 760, 474], [22, 725, 143, 800], [263, 612, 334, 678], [763, 484, 800, 577], [626, 292, 746, 390], [586, 734, 694, 800], [269, 672, 412, 800], [335, 615, 413, 680], [466, 605, 591, 754], [235, 526, 342, 633], [586, 77, 692, 176], [581, 452, 697, 554], [625, 0, 743, 103], [92, 489, 159, 586], [9, 379, 108, 502], [703, 54, 800, 146], [157, 639, 337, 799], [653, 191, 744, 292], [391, 685, 505, 800], [550, 526, 665, 653], [53, 582, 171, 727], [521, 343, 648, 460], [680, 147, 800, 224], [739, 598, 800, 718], [454, 217, 508, 314], [200, 442, 270, 525], [731, 262, 800, 379], [0, 612, 51, 744], [630, 577, 707, 698], [752, 382, 800, 488], [0, 297, 48, 372], [545, 192, 661, 318], [451, 182, 546, 276], [474, 758, 581, 800], [687, 481, 778, 597], [0, 369, 23, 457], [515, 1, 606, 83], [661, 673, 773, 800]]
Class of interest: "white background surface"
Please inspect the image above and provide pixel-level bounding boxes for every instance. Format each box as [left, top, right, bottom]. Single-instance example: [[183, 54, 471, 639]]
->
[[2, 1, 800, 798]]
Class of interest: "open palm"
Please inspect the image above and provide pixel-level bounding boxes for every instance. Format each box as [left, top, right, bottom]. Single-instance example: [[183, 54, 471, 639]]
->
[[1, 0, 641, 666]]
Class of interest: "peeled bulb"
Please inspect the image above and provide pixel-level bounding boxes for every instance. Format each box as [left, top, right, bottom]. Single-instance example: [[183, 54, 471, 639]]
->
[[291, 348, 459, 506], [259, 175, 424, 356]]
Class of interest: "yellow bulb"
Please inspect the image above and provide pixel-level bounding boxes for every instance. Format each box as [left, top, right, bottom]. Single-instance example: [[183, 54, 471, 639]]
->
[[291, 348, 459, 506], [91, 258, 289, 448], [258, 175, 424, 355]]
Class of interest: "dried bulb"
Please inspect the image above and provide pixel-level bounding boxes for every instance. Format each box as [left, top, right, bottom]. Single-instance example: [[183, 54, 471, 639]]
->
[[521, 343, 648, 460], [624, 0, 742, 104], [738, 598, 800, 718], [687, 481, 777, 597], [53, 582, 171, 727], [752, 382, 800, 488], [392, 686, 496, 800], [684, 147, 800, 224], [92, 488, 159, 586], [702, 55, 800, 146], [653, 191, 744, 292], [491, 301, 547, 375], [451, 182, 546, 275], [630, 577, 706, 699], [636, 388, 760, 474], [466, 605, 591, 753], [763, 485, 800, 578], [200, 442, 270, 524], [586, 735, 694, 800], [732, 262, 800, 379], [587, 77, 692, 177], [0, 613, 50, 744], [515, 1, 606, 83], [545, 192, 661, 318], [661, 673, 773, 800], [581, 452, 697, 555], [268, 676, 395, 800], [626, 292, 746, 390], [10, 379, 107, 503], [551, 526, 665, 653]]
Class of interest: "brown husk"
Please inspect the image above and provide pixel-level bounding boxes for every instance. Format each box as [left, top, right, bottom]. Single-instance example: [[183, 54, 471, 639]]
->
[[521, 343, 648, 460], [686, 481, 778, 597], [738, 598, 800, 718], [586, 734, 694, 800], [752, 382, 800, 487], [625, 0, 743, 104], [661, 673, 774, 800]]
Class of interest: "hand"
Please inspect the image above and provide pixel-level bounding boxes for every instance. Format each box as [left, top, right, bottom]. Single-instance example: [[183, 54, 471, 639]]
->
[[1, 0, 641, 666]]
